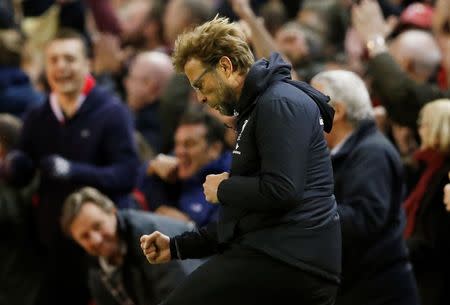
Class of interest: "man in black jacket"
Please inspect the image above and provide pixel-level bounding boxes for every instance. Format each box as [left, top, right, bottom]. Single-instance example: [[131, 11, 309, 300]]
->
[[141, 16, 341, 305], [311, 70, 419, 305]]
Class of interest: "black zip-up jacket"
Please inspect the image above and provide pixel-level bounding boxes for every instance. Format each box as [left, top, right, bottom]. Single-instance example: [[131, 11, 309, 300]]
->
[[171, 53, 341, 283]]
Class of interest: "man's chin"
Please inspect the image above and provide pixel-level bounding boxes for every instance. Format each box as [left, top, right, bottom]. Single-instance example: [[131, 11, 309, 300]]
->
[[217, 105, 234, 116], [178, 168, 195, 180]]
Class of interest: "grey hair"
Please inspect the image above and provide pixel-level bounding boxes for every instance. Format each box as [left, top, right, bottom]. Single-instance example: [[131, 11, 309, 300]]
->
[[394, 30, 442, 76], [311, 70, 374, 127], [61, 187, 115, 236], [135, 51, 175, 89]]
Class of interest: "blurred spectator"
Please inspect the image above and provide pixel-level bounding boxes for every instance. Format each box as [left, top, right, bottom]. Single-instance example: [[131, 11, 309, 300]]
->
[[352, 0, 449, 130], [61, 187, 203, 305], [275, 21, 326, 82], [390, 2, 434, 37], [300, 0, 348, 58], [124, 51, 174, 153], [0, 114, 42, 305], [389, 30, 441, 84], [311, 70, 419, 305], [140, 108, 231, 227], [403, 99, 450, 305], [258, 0, 288, 37], [22, 0, 87, 36], [160, 0, 214, 153], [163, 0, 214, 49], [0, 28, 44, 117], [0, 0, 15, 28], [1, 28, 139, 305], [117, 0, 166, 51], [90, 0, 168, 98]]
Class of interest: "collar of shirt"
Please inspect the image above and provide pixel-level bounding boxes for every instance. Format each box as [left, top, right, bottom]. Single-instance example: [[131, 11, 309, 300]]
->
[[330, 132, 353, 156], [98, 242, 128, 275], [50, 93, 86, 123]]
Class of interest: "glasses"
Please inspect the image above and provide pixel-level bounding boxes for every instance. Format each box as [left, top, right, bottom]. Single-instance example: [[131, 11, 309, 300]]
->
[[191, 67, 212, 92]]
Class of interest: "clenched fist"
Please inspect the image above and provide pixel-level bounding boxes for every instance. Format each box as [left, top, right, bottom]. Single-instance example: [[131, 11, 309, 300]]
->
[[140, 231, 171, 264], [203, 172, 229, 204]]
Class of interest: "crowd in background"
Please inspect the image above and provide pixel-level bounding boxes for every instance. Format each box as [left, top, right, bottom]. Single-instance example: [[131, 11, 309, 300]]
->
[[0, 0, 450, 305]]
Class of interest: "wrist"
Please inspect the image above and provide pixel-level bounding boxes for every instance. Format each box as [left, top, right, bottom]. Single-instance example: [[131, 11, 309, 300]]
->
[[366, 35, 387, 58]]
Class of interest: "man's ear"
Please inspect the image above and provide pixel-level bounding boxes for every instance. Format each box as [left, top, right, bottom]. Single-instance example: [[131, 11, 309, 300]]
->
[[218, 56, 233, 77], [332, 101, 347, 123]]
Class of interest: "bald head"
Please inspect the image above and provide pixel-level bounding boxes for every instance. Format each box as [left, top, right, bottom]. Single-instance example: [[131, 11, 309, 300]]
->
[[390, 30, 442, 82], [136, 51, 174, 85], [125, 51, 174, 111]]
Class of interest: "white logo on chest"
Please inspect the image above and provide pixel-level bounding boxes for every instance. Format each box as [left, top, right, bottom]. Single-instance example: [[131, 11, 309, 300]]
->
[[81, 129, 90, 138], [233, 119, 249, 155], [190, 203, 203, 213]]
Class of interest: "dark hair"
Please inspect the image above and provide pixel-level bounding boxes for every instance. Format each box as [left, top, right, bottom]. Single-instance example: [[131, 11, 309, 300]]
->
[[47, 27, 89, 57], [146, 0, 167, 44], [0, 114, 22, 152], [181, 0, 214, 26], [179, 106, 226, 147], [0, 29, 24, 66]]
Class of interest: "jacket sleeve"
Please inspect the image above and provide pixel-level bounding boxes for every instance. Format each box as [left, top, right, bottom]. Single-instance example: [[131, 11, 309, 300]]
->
[[337, 144, 394, 243], [170, 221, 220, 259], [368, 53, 450, 128], [217, 96, 313, 211], [69, 104, 140, 193]]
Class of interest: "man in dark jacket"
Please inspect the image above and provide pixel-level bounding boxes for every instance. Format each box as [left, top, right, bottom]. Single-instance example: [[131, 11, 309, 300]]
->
[[1, 29, 140, 305], [0, 114, 41, 305], [311, 70, 419, 305], [61, 187, 203, 305], [124, 51, 174, 153], [140, 17, 341, 305]]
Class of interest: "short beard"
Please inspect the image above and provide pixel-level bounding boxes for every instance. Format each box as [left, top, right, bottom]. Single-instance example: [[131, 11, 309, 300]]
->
[[216, 78, 238, 116]]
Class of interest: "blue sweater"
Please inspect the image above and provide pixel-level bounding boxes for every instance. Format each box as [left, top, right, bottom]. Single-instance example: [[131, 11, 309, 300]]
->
[[138, 152, 232, 227], [0, 67, 44, 117], [18, 86, 139, 244]]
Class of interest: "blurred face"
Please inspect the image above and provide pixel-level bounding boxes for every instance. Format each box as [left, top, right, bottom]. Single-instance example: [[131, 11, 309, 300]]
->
[[184, 58, 238, 116], [174, 124, 217, 179], [119, 0, 150, 46], [125, 61, 152, 111], [164, 0, 190, 46], [275, 29, 308, 65], [70, 202, 120, 258], [45, 38, 89, 97]]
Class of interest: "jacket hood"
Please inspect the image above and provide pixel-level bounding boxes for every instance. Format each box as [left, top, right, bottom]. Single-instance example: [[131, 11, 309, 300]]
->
[[237, 53, 291, 118], [237, 53, 334, 132]]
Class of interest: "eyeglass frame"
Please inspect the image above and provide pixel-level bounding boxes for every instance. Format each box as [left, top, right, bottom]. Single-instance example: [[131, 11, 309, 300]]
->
[[191, 66, 213, 92]]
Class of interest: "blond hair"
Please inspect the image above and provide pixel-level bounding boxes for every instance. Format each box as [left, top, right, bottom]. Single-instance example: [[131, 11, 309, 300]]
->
[[419, 99, 450, 153], [61, 187, 115, 236], [172, 16, 254, 73]]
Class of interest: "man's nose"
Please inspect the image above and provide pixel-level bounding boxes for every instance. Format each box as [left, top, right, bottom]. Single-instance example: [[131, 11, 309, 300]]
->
[[88, 231, 102, 247], [195, 91, 207, 104], [54, 58, 67, 70]]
